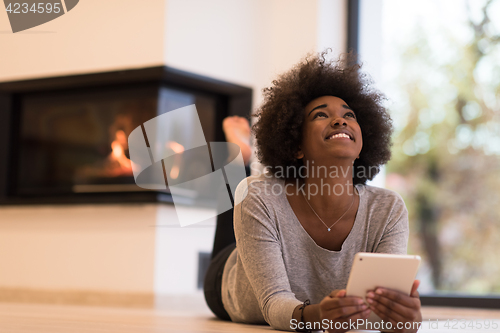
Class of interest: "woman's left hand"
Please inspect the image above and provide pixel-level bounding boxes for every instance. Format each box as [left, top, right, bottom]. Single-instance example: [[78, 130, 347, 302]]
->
[[365, 280, 422, 333]]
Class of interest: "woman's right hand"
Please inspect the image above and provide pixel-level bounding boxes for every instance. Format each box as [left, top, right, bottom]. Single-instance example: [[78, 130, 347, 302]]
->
[[319, 289, 371, 333]]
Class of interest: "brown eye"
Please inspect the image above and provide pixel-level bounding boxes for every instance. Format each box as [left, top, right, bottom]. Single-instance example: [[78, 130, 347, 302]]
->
[[313, 112, 328, 119]]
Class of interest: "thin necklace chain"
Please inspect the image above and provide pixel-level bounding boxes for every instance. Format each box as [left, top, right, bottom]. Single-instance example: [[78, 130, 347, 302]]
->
[[302, 187, 356, 232]]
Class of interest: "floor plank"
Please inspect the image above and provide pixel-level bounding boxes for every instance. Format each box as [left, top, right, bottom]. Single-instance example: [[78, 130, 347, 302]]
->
[[1, 297, 499, 333]]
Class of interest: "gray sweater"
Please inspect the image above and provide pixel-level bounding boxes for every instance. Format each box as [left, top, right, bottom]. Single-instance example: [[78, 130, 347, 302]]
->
[[221, 174, 409, 331]]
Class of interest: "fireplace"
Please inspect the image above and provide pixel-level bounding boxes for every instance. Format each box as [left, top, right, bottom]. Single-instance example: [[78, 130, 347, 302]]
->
[[0, 67, 252, 204]]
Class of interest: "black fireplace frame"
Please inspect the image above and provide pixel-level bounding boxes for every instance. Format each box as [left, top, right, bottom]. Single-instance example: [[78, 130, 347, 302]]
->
[[0, 67, 252, 205]]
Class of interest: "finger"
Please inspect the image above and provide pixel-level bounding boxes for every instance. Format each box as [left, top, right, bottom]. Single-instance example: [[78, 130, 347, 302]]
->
[[368, 298, 407, 325], [411, 280, 420, 297], [329, 289, 346, 298], [370, 308, 398, 330], [331, 303, 370, 319], [321, 296, 365, 312], [342, 308, 372, 323], [366, 292, 414, 321], [372, 287, 417, 308], [336, 289, 346, 297]]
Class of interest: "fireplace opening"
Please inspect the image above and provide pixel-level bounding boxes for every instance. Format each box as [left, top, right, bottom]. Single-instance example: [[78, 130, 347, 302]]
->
[[0, 67, 252, 204]]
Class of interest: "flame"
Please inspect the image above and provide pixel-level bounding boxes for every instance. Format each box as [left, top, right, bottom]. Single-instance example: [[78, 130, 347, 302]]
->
[[170, 165, 180, 179], [106, 130, 133, 177], [166, 141, 185, 154], [111, 140, 124, 159], [76, 124, 135, 179], [165, 141, 184, 180]]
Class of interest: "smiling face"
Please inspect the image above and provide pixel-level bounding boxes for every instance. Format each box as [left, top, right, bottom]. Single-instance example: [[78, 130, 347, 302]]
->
[[296, 96, 363, 163]]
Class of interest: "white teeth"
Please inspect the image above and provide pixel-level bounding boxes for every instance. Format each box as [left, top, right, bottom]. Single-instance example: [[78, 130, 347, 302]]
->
[[327, 133, 350, 140]]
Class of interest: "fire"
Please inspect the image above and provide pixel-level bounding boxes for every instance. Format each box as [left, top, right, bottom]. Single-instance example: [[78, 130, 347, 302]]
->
[[166, 141, 185, 154], [75, 116, 135, 180], [166, 141, 184, 179], [106, 130, 133, 177]]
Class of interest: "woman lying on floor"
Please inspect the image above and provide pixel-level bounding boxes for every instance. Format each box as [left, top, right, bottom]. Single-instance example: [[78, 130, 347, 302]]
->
[[204, 52, 422, 333]]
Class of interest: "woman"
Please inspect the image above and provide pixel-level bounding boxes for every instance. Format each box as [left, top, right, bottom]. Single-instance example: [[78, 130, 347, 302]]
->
[[204, 52, 422, 333]]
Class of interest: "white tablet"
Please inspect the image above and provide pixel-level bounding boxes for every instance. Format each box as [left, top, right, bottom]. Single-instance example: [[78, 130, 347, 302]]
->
[[345, 252, 421, 331]]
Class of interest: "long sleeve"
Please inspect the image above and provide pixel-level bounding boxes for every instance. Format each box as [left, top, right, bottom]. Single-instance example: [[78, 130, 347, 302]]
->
[[233, 179, 302, 331]]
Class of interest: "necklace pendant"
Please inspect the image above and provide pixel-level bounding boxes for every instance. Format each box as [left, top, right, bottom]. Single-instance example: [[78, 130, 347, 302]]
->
[[328, 228, 331, 232]]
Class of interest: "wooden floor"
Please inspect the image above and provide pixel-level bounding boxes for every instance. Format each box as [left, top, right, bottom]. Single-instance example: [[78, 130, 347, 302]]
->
[[1, 294, 499, 333]]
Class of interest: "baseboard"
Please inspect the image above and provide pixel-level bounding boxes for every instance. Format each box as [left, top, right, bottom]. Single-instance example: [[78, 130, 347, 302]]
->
[[0, 287, 154, 308]]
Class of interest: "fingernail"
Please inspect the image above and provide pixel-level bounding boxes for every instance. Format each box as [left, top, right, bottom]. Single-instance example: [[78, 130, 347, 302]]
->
[[367, 292, 375, 298], [361, 304, 368, 309], [358, 299, 364, 304], [376, 289, 383, 294], [366, 298, 373, 304]]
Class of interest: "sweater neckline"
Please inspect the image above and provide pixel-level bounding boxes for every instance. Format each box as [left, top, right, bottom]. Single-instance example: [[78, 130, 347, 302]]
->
[[279, 179, 366, 254]]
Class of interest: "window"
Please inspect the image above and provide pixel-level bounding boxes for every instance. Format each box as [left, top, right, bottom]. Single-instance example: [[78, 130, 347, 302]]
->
[[358, 0, 500, 305]]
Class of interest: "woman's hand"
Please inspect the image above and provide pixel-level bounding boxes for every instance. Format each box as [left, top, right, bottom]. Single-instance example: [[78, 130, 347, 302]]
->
[[319, 289, 371, 333], [365, 280, 422, 333]]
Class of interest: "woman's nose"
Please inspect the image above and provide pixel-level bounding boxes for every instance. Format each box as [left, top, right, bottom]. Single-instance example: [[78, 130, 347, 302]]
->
[[331, 117, 347, 127]]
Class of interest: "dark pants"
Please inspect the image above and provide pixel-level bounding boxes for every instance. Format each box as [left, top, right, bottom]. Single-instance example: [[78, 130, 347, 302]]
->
[[203, 165, 249, 320], [203, 242, 236, 321]]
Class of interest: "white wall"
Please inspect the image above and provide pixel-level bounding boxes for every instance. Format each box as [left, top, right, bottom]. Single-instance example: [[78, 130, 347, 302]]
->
[[154, 205, 216, 296], [0, 205, 156, 293], [317, 0, 347, 57], [0, 203, 217, 302], [0, 0, 347, 106], [0, 0, 166, 82], [164, 0, 347, 111]]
